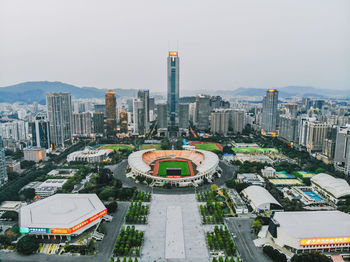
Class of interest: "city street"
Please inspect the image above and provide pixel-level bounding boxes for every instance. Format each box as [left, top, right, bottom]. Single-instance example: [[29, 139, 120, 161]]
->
[[225, 217, 272, 262], [0, 202, 129, 262]]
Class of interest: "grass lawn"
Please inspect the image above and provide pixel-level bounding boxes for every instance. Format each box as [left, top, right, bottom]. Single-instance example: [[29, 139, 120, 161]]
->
[[98, 144, 134, 151], [232, 147, 278, 154], [140, 144, 161, 150], [158, 161, 190, 177], [194, 143, 221, 151]]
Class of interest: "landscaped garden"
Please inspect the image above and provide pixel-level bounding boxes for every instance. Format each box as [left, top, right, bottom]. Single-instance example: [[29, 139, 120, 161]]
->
[[114, 226, 143, 257], [125, 201, 149, 224]]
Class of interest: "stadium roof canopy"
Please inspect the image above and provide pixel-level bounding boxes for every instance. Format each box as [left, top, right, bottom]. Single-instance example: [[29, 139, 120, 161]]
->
[[128, 149, 152, 173], [242, 185, 282, 209], [195, 149, 219, 173], [311, 173, 350, 199], [273, 211, 350, 239], [20, 194, 106, 230]]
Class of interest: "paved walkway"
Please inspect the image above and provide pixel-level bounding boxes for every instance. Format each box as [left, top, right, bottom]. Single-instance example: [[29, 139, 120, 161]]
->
[[141, 194, 209, 262]]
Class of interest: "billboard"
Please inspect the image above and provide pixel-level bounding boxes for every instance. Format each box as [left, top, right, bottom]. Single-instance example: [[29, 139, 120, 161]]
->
[[300, 237, 350, 246]]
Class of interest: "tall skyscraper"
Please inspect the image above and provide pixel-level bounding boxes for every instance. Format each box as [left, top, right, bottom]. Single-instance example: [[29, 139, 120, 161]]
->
[[133, 99, 145, 135], [105, 90, 117, 137], [94, 104, 106, 117], [92, 112, 104, 134], [138, 90, 150, 132], [0, 137, 8, 185], [30, 113, 50, 149], [179, 103, 190, 129], [262, 89, 278, 135], [46, 92, 73, 148], [157, 104, 168, 129], [230, 109, 245, 134], [167, 51, 180, 135], [195, 95, 211, 131]]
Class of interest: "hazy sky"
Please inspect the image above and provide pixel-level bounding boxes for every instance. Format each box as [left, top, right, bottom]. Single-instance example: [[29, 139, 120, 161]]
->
[[1, 0, 349, 92]]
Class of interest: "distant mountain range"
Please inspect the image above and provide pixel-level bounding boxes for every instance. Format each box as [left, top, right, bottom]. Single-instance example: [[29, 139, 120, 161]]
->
[[0, 81, 348, 104], [0, 81, 138, 104]]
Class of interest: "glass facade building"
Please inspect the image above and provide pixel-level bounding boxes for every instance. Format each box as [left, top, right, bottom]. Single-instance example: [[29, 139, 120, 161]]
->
[[167, 51, 180, 135]]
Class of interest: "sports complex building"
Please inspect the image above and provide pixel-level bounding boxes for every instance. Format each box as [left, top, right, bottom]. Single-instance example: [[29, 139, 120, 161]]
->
[[19, 194, 107, 240], [268, 211, 350, 254], [127, 149, 219, 187]]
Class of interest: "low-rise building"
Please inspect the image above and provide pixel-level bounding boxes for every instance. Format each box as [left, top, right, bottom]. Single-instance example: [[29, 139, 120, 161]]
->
[[0, 201, 22, 212], [261, 166, 276, 178], [67, 148, 111, 163], [237, 173, 265, 186], [48, 169, 77, 178], [23, 147, 46, 162], [241, 185, 282, 212], [268, 211, 350, 254]]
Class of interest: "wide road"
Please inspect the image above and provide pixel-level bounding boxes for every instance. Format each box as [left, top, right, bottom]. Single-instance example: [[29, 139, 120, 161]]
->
[[109, 159, 238, 194], [0, 202, 129, 262], [225, 217, 272, 262]]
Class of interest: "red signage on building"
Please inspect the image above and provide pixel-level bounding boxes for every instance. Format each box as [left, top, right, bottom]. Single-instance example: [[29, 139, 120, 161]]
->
[[166, 175, 181, 178]]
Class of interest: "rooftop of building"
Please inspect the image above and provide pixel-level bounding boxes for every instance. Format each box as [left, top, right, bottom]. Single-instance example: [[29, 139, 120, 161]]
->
[[311, 173, 350, 199], [273, 211, 350, 239]]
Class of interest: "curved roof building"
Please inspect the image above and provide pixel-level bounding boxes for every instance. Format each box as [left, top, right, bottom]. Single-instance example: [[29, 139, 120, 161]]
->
[[242, 185, 282, 212], [311, 173, 350, 201]]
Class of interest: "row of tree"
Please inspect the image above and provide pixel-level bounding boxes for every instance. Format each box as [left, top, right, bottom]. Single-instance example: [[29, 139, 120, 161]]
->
[[263, 245, 287, 262], [207, 226, 236, 256], [200, 201, 224, 224], [114, 226, 143, 257], [125, 201, 149, 224]]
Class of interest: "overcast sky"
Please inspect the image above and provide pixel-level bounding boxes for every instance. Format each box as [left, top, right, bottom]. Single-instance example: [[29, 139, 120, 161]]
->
[[0, 0, 349, 92]]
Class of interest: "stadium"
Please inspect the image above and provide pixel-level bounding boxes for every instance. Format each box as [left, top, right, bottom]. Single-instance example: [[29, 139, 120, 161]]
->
[[127, 149, 220, 187]]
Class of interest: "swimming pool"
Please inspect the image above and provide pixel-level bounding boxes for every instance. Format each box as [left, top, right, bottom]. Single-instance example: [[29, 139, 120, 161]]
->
[[304, 190, 323, 201]]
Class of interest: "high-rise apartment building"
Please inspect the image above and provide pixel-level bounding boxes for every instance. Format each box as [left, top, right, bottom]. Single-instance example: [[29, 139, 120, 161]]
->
[[30, 114, 50, 149], [211, 110, 229, 135], [46, 92, 72, 148], [167, 51, 180, 135], [0, 137, 8, 185], [262, 89, 278, 135], [334, 126, 350, 166], [179, 103, 189, 129], [94, 104, 106, 117], [92, 112, 104, 134], [306, 121, 329, 152], [230, 110, 245, 134], [195, 95, 211, 131], [105, 90, 117, 137], [72, 112, 92, 136]]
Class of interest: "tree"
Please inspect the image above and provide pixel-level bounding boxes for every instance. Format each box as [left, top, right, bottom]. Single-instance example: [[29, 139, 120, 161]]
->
[[20, 188, 36, 200], [106, 201, 118, 213], [16, 235, 39, 255], [20, 160, 36, 170], [210, 184, 218, 192], [99, 186, 116, 201], [252, 219, 262, 234], [1, 211, 18, 221], [291, 252, 331, 262]]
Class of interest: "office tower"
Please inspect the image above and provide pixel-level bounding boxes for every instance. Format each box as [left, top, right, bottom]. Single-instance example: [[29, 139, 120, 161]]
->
[[105, 90, 117, 137], [313, 100, 325, 110], [210, 96, 230, 110], [149, 97, 155, 121], [0, 137, 7, 185], [230, 110, 245, 134], [126, 99, 134, 113], [306, 121, 328, 152], [92, 112, 104, 134], [189, 103, 197, 123], [120, 110, 128, 133], [167, 51, 180, 135], [72, 112, 92, 136], [195, 95, 211, 131], [33, 102, 39, 113], [279, 115, 299, 144], [46, 92, 73, 148], [133, 99, 145, 135], [138, 90, 150, 132], [157, 104, 168, 129], [94, 104, 106, 117], [30, 114, 50, 149], [179, 103, 190, 129], [211, 110, 229, 135], [262, 89, 278, 135]]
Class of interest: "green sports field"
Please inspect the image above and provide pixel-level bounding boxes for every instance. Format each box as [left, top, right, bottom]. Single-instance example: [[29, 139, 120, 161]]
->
[[232, 147, 278, 154], [98, 144, 134, 151], [158, 161, 190, 177], [194, 143, 221, 151], [140, 144, 161, 150]]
